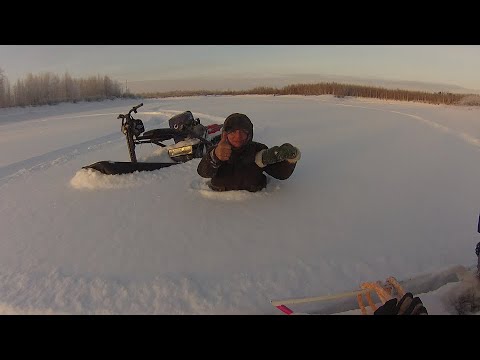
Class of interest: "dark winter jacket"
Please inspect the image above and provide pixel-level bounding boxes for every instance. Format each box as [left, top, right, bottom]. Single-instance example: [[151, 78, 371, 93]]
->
[[197, 141, 297, 192]]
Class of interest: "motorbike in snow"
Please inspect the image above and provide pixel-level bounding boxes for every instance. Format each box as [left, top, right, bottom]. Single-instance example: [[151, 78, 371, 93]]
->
[[83, 103, 223, 175]]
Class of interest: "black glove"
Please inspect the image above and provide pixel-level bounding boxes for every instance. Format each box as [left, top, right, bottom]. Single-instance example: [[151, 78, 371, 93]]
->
[[262, 143, 299, 165], [374, 293, 428, 315]]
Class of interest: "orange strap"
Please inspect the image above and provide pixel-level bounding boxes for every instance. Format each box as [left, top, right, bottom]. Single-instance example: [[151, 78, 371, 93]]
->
[[356, 276, 406, 315]]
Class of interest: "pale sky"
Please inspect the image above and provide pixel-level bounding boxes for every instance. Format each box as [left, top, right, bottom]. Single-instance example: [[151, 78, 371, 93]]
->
[[1, 45, 480, 91], [1, 95, 479, 314]]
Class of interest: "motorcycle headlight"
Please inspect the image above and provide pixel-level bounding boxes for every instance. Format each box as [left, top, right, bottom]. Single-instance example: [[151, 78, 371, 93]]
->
[[168, 145, 193, 157]]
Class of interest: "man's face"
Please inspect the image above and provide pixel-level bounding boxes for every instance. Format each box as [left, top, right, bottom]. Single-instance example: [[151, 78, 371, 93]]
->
[[226, 129, 249, 148]]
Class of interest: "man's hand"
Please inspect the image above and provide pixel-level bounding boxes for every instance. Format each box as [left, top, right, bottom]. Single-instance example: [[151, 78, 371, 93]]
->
[[277, 143, 298, 161], [374, 293, 428, 315], [214, 132, 232, 161], [262, 143, 300, 165]]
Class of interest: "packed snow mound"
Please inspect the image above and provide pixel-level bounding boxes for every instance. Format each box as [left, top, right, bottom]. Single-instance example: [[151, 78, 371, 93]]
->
[[70, 167, 167, 190]]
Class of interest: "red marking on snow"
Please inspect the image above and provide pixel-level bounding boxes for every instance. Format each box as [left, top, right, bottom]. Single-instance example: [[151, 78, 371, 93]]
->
[[276, 305, 294, 315]]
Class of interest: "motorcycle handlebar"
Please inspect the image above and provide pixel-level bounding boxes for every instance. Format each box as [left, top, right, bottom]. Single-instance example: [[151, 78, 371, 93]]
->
[[118, 103, 143, 119], [130, 103, 143, 114]]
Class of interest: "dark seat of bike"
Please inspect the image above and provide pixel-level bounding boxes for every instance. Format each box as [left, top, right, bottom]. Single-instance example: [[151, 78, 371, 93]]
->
[[169, 111, 196, 130]]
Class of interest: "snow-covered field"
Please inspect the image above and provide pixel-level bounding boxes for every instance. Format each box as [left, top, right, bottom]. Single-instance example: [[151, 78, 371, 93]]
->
[[1, 95, 479, 314]]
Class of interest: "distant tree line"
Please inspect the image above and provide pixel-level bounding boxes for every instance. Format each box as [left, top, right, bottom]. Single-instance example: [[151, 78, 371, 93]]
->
[[140, 82, 480, 106], [0, 68, 137, 108], [2, 68, 479, 108]]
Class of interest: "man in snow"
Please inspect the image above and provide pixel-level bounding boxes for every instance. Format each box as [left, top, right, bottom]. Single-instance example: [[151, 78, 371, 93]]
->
[[197, 113, 301, 192]]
